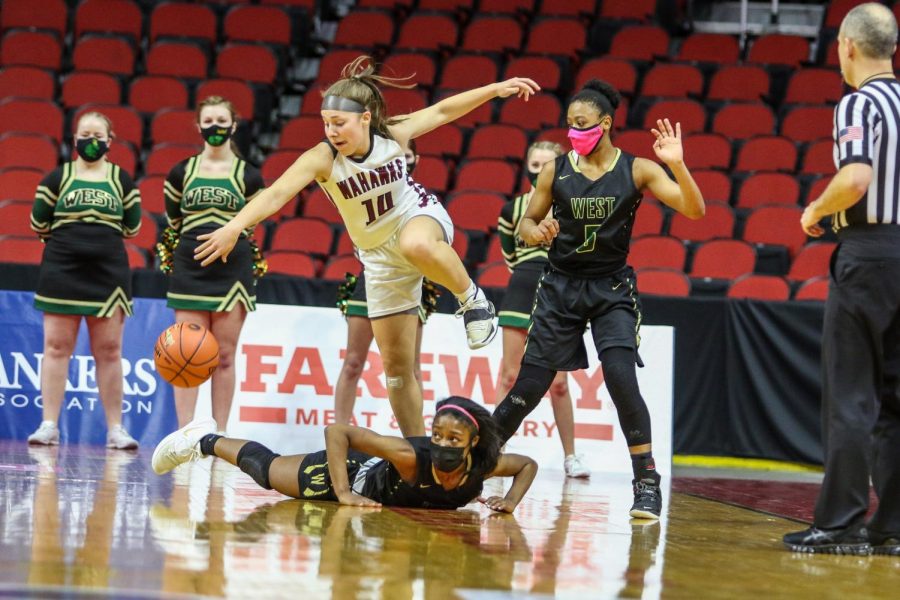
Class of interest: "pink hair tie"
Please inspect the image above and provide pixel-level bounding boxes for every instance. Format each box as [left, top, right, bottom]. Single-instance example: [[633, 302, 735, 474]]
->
[[436, 404, 480, 431]]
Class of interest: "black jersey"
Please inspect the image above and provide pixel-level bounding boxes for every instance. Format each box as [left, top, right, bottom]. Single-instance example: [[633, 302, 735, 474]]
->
[[548, 149, 642, 278]]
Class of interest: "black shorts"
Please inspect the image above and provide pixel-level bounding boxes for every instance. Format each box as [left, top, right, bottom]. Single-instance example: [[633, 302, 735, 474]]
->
[[297, 449, 371, 501], [523, 266, 642, 371], [498, 259, 547, 329]]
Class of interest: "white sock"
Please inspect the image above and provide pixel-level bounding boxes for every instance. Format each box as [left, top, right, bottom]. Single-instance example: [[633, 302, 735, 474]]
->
[[455, 281, 478, 304]]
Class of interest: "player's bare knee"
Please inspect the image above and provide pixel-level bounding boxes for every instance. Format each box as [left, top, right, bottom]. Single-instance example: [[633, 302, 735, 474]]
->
[[549, 378, 570, 398], [341, 354, 366, 380], [45, 337, 75, 359], [398, 235, 434, 262], [91, 340, 122, 363], [216, 348, 235, 371]]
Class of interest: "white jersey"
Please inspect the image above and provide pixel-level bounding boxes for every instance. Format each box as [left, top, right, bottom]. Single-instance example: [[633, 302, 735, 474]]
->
[[320, 133, 438, 249]]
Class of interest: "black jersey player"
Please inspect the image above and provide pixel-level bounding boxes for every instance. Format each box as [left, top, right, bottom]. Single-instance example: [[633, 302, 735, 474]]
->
[[492, 80, 705, 519]]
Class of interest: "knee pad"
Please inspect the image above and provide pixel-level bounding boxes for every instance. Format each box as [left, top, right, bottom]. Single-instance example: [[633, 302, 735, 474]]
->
[[236, 442, 280, 490], [493, 363, 555, 442]]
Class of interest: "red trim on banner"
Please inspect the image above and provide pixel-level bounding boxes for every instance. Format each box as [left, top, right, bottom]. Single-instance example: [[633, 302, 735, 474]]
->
[[574, 423, 614, 440], [240, 406, 286, 423]]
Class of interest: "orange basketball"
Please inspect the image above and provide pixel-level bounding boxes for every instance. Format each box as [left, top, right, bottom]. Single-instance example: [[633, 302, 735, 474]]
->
[[153, 322, 220, 388]]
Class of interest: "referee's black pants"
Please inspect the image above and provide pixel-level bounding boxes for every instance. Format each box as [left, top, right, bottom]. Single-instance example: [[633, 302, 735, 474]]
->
[[815, 228, 900, 534]]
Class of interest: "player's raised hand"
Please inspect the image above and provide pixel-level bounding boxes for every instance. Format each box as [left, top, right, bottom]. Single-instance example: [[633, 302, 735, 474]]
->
[[495, 77, 541, 101], [195, 223, 240, 266], [651, 118, 684, 166]]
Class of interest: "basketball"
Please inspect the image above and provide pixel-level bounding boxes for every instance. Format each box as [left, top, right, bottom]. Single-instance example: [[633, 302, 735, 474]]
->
[[153, 322, 220, 388]]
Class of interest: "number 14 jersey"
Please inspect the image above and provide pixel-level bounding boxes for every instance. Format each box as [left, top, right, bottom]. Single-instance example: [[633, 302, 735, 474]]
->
[[320, 132, 436, 250], [549, 148, 643, 278]]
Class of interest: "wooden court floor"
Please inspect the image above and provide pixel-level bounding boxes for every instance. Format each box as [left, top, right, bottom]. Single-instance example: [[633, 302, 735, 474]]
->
[[0, 441, 896, 599]]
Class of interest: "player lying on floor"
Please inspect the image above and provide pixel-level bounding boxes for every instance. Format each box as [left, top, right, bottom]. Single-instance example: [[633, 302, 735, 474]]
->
[[151, 396, 537, 512]]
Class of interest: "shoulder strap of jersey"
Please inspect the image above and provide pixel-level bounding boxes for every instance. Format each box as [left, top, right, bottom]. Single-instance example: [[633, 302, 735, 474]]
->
[[107, 163, 124, 198], [182, 155, 201, 190], [232, 157, 246, 197], [57, 162, 77, 198]]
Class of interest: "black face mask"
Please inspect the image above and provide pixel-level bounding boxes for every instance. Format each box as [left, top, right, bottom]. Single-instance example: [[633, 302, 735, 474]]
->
[[75, 138, 108, 162], [201, 124, 233, 147], [527, 170, 539, 187], [430, 442, 467, 472]]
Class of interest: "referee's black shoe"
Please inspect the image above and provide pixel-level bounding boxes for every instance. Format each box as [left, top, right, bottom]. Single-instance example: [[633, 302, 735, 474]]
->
[[782, 523, 871, 555], [629, 478, 662, 520], [869, 529, 900, 556]]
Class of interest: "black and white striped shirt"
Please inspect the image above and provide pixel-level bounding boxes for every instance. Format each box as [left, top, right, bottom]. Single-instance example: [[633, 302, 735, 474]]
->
[[832, 78, 900, 231]]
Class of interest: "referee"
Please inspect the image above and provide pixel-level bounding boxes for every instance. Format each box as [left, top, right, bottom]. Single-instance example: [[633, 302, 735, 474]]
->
[[785, 2, 900, 555]]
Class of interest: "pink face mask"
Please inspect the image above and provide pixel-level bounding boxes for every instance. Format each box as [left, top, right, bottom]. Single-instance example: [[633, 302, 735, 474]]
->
[[568, 124, 604, 156]]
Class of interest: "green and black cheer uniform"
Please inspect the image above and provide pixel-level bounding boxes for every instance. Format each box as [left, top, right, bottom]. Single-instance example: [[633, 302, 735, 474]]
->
[[164, 155, 264, 312], [524, 148, 645, 371], [297, 437, 488, 509], [497, 191, 550, 329], [30, 162, 141, 317]]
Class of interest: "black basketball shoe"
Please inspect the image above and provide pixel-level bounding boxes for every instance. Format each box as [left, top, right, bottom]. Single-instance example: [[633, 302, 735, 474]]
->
[[782, 523, 871, 555], [630, 478, 662, 520], [869, 530, 900, 556]]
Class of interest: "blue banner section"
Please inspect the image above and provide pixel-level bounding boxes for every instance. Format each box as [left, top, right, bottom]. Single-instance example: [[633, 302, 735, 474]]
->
[[0, 291, 178, 446]]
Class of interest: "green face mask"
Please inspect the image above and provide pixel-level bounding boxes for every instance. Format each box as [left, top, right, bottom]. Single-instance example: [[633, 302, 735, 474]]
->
[[75, 137, 108, 162], [201, 124, 232, 147]]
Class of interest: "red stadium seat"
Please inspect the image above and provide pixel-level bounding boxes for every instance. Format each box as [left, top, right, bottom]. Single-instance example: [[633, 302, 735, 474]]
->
[[130, 214, 159, 252], [467, 124, 528, 160], [691, 170, 732, 203], [479, 0, 536, 15], [691, 239, 756, 279], [73, 36, 135, 76], [151, 109, 198, 146], [270, 217, 334, 255], [196, 79, 255, 121], [677, 33, 740, 64], [804, 177, 831, 206], [1, 31, 62, 70], [446, 192, 507, 232], [397, 14, 458, 52], [535, 127, 570, 152], [106, 141, 137, 175], [224, 5, 292, 46], [333, 10, 394, 48], [727, 274, 791, 301], [321, 254, 362, 281], [576, 58, 637, 95], [633, 200, 663, 237], [601, 0, 656, 21], [500, 94, 562, 131], [737, 173, 800, 209], [784, 69, 843, 105], [0, 66, 55, 100], [412, 156, 450, 193], [684, 133, 732, 170], [0, 98, 63, 142], [335, 229, 355, 255], [138, 175, 166, 215], [439, 55, 499, 89], [478, 262, 512, 288], [319, 50, 368, 85], [419, 0, 475, 11], [735, 136, 797, 173], [669, 201, 735, 242], [381, 53, 437, 88], [454, 161, 517, 195], [271, 195, 299, 221], [0, 236, 45, 265], [794, 276, 829, 301], [1, 0, 67, 36], [261, 150, 299, 185], [484, 235, 504, 263], [608, 26, 670, 62], [788, 242, 836, 282], [712, 104, 775, 140], [824, 0, 868, 29], [538, 0, 594, 17], [129, 76, 189, 115], [504, 56, 562, 92], [748, 34, 810, 67], [150, 3, 218, 45], [826, 38, 841, 68], [266, 251, 318, 278], [303, 188, 341, 224], [801, 138, 836, 176], [644, 100, 707, 135], [782, 106, 835, 143], [0, 168, 43, 201], [147, 41, 207, 79], [0, 201, 35, 236], [416, 124, 463, 158], [743, 206, 807, 257], [382, 88, 428, 115], [124, 243, 147, 269], [706, 66, 770, 102], [463, 16, 523, 53], [74, 105, 143, 148], [144, 144, 201, 177], [636, 268, 691, 297], [452, 226, 470, 259], [0, 134, 58, 172], [216, 44, 278, 84], [614, 130, 656, 161], [279, 115, 325, 151], [641, 64, 704, 98], [61, 72, 121, 109], [524, 18, 586, 60], [75, 0, 143, 42], [629, 236, 686, 270]]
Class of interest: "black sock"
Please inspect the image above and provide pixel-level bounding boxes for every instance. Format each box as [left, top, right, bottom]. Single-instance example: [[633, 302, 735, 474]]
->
[[631, 452, 660, 485], [199, 433, 222, 457]]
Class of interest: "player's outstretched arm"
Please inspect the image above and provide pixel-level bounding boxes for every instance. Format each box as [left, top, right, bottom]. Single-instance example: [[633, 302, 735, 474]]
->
[[324, 424, 417, 507], [194, 143, 333, 266], [389, 78, 540, 146], [479, 453, 538, 513], [518, 160, 559, 246], [635, 118, 705, 220]]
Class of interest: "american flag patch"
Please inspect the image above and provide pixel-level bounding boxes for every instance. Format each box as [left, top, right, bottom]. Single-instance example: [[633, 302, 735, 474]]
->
[[839, 126, 863, 144]]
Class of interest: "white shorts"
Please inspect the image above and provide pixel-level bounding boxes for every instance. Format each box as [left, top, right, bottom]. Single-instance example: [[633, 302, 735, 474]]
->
[[358, 201, 454, 318]]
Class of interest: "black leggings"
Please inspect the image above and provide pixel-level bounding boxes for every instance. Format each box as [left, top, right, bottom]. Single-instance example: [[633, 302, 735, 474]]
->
[[493, 347, 652, 447]]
